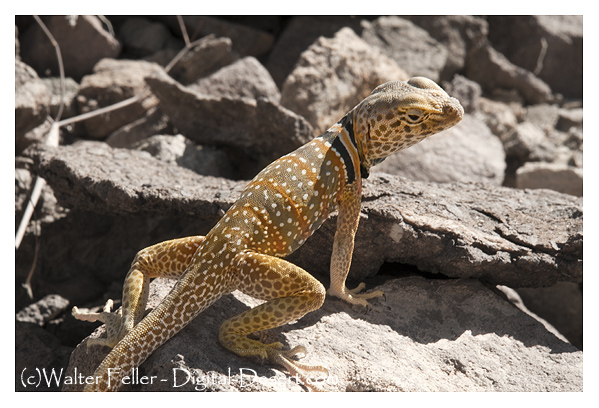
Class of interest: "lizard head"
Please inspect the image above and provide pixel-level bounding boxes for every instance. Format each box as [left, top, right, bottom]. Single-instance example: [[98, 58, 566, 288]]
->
[[352, 77, 464, 171]]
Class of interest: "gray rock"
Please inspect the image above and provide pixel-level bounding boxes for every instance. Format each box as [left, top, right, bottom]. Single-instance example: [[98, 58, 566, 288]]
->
[[145, 72, 314, 166], [465, 43, 554, 105], [189, 56, 280, 102], [516, 162, 583, 197], [516, 282, 583, 349], [167, 35, 236, 85], [487, 16, 582, 98], [118, 16, 182, 57], [16, 294, 69, 326], [372, 115, 505, 186], [15, 59, 50, 141], [26, 142, 582, 288], [476, 97, 521, 137], [266, 16, 364, 87], [444, 74, 482, 114], [556, 107, 583, 132], [105, 107, 173, 148], [162, 16, 274, 58], [525, 104, 561, 133], [407, 15, 488, 80], [290, 173, 581, 288], [19, 15, 121, 80], [361, 16, 448, 82], [16, 322, 73, 391], [502, 122, 549, 166], [76, 59, 163, 139], [27, 141, 243, 216], [133, 134, 234, 179], [280, 27, 409, 134], [64, 275, 582, 391], [40, 76, 80, 121]]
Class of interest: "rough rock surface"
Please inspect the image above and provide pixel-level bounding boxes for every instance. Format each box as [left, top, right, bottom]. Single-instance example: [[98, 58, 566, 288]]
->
[[27, 142, 581, 288], [516, 162, 583, 197], [280, 27, 409, 134], [15, 59, 50, 141], [360, 16, 448, 82], [63, 275, 582, 392], [133, 134, 235, 179], [266, 16, 363, 87], [145, 72, 314, 165], [166, 35, 236, 85], [76, 59, 163, 139], [189, 56, 280, 102], [19, 15, 121, 80], [487, 16, 582, 99], [465, 43, 554, 105]]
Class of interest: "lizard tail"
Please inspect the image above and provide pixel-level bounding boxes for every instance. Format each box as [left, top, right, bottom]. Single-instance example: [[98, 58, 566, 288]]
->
[[84, 271, 226, 391]]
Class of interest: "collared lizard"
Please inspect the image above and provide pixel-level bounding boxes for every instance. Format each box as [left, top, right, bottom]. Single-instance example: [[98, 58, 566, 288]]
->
[[72, 77, 464, 391]]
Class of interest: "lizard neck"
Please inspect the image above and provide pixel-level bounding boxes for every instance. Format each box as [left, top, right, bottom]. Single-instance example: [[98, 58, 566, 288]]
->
[[324, 114, 364, 185]]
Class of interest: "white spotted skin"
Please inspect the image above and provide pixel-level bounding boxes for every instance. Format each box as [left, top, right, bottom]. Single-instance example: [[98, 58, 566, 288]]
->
[[218, 133, 347, 258]]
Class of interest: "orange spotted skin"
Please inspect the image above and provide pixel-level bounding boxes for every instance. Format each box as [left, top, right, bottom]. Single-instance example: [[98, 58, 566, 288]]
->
[[72, 77, 464, 391]]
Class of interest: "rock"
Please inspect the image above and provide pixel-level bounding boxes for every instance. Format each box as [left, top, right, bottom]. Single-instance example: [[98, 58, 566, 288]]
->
[[162, 16, 274, 58], [189, 56, 280, 102], [487, 16, 582, 99], [360, 16, 448, 82], [372, 115, 505, 186], [15, 59, 50, 141], [19, 15, 121, 80], [41, 76, 80, 120], [280, 27, 409, 134], [118, 16, 182, 58], [145, 72, 314, 167], [27, 143, 582, 288], [516, 282, 583, 349], [556, 107, 583, 132], [133, 134, 234, 179], [16, 294, 70, 326], [465, 43, 554, 105], [477, 97, 520, 137], [105, 107, 173, 148], [443, 74, 482, 114], [407, 15, 488, 80], [495, 285, 570, 344], [516, 162, 583, 197], [16, 322, 73, 391], [289, 173, 581, 288], [266, 16, 364, 87], [167, 35, 236, 85], [76, 59, 163, 139], [15, 24, 19, 56], [26, 141, 243, 216], [502, 122, 548, 167], [64, 275, 582, 391], [525, 103, 561, 133]]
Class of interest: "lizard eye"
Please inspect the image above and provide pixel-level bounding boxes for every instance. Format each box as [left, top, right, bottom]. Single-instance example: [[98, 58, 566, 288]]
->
[[406, 108, 423, 123]]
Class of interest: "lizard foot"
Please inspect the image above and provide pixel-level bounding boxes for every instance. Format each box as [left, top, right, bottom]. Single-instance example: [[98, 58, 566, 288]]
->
[[328, 282, 384, 307], [268, 346, 329, 392], [72, 299, 123, 348], [221, 335, 328, 391]]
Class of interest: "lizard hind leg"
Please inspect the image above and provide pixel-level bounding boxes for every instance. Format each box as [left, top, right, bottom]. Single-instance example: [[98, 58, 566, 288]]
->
[[219, 251, 328, 390], [72, 235, 206, 348]]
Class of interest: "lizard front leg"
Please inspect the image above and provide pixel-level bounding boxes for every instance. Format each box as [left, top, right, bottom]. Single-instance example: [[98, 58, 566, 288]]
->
[[327, 184, 383, 307]]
